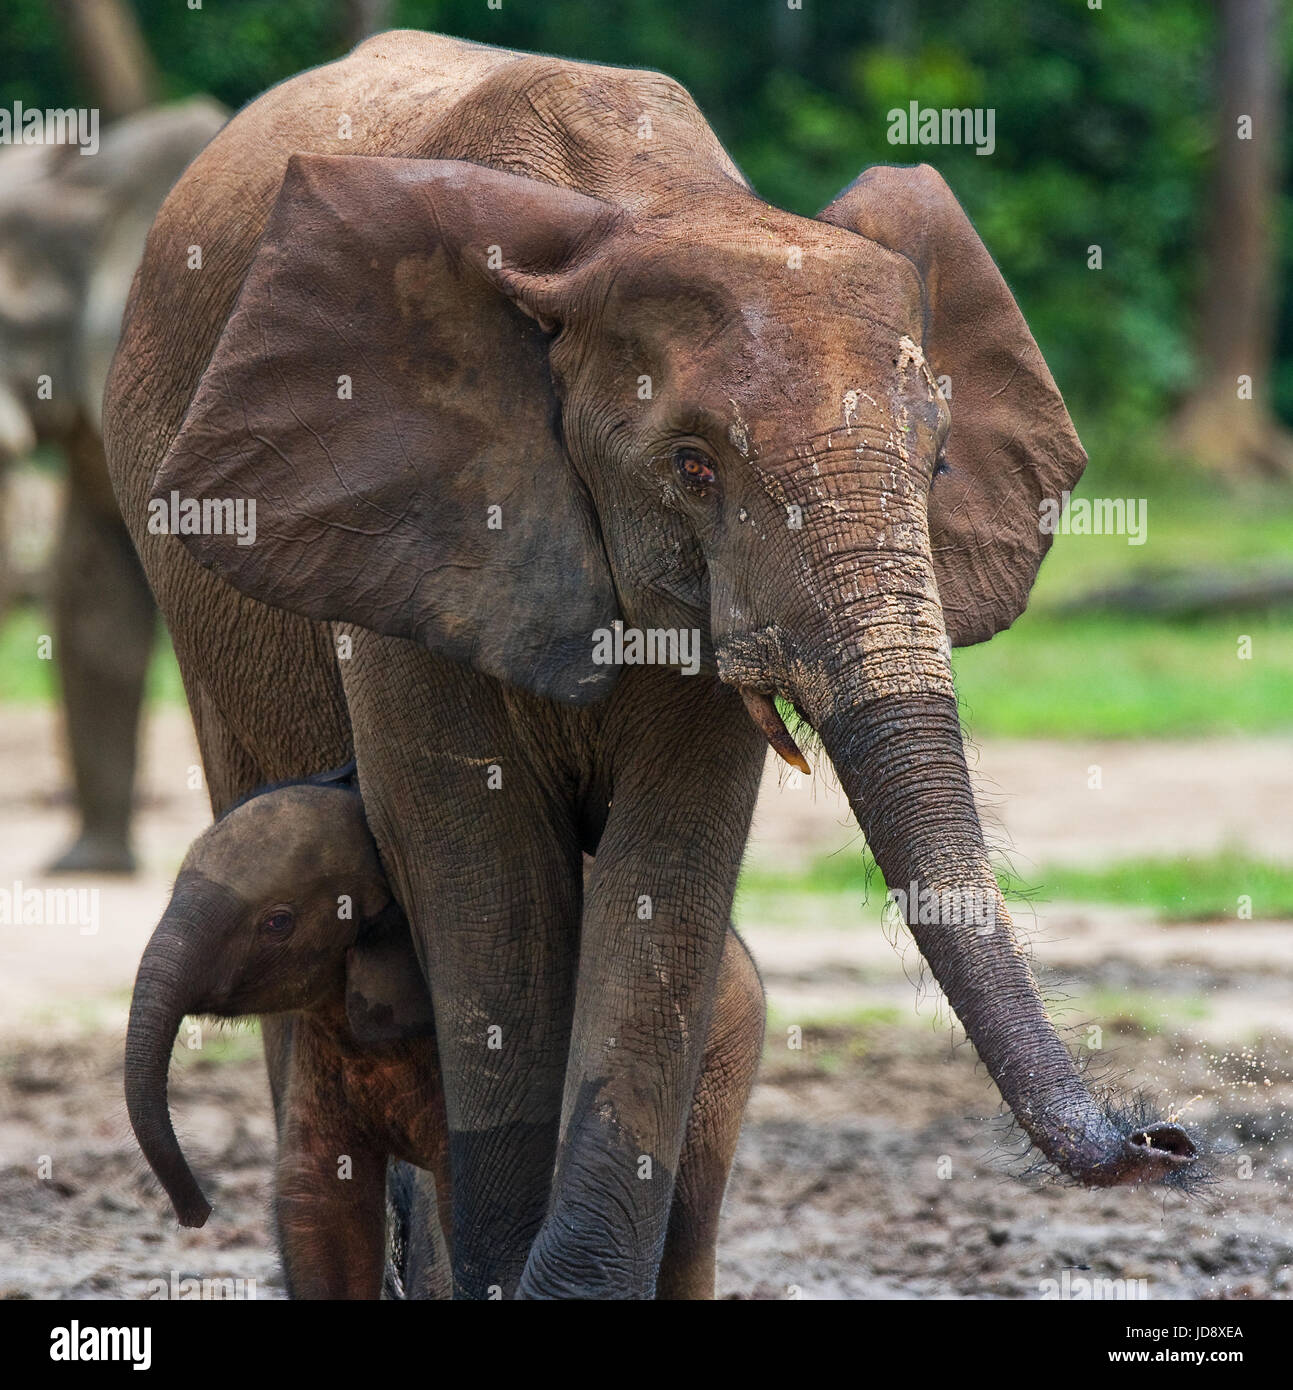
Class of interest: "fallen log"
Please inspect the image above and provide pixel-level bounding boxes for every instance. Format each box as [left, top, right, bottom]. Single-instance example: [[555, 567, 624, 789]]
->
[[1061, 567, 1293, 619]]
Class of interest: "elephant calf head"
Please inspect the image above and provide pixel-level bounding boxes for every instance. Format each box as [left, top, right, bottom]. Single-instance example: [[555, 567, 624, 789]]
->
[[154, 154, 1197, 1186], [124, 770, 432, 1227]]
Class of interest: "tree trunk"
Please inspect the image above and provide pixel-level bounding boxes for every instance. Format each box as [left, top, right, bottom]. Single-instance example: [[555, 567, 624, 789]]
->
[[53, 0, 157, 122], [1172, 0, 1293, 479], [342, 0, 394, 49]]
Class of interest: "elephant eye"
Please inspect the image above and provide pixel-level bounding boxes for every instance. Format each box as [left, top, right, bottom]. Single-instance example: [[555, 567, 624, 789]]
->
[[673, 447, 716, 492], [259, 908, 295, 938], [932, 449, 950, 482]]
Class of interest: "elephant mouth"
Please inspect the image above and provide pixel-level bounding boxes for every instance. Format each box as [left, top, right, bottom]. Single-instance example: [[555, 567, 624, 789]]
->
[[739, 688, 810, 774]]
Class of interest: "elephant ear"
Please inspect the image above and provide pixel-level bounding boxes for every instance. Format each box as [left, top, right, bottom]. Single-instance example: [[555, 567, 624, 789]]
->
[[345, 900, 435, 1045], [154, 155, 622, 702], [817, 164, 1086, 646]]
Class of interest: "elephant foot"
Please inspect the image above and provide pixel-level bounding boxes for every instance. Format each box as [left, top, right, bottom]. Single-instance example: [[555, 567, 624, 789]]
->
[[46, 834, 136, 875]]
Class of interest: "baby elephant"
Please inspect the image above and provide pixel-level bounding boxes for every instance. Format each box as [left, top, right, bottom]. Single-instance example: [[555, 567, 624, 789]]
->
[[125, 773, 764, 1299]]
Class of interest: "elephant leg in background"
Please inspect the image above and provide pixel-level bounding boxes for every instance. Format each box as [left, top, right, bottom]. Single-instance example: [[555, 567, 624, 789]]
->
[[343, 631, 584, 1300], [520, 669, 766, 1300], [657, 925, 765, 1301], [48, 420, 155, 873]]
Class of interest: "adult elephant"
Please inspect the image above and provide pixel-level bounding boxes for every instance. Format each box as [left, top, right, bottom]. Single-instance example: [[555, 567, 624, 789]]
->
[[105, 31, 1197, 1299], [0, 98, 225, 871]]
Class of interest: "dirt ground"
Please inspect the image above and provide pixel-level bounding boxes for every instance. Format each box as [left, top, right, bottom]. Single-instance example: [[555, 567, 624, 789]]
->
[[0, 704, 1290, 1299]]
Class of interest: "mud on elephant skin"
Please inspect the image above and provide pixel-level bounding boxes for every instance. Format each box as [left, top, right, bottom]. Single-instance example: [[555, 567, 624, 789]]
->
[[106, 31, 1199, 1298], [0, 98, 224, 873], [125, 770, 766, 1300]]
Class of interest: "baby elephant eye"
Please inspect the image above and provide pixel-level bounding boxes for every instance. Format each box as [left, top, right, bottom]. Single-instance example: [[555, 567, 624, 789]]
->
[[673, 447, 716, 491], [259, 909, 295, 938]]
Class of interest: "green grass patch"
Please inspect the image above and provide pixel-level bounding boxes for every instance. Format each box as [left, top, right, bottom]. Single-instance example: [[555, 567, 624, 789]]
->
[[952, 611, 1293, 738], [763, 1008, 903, 1070], [949, 478, 1293, 738], [1023, 853, 1293, 921], [21, 991, 137, 1040], [739, 850, 1293, 923], [736, 881, 864, 933]]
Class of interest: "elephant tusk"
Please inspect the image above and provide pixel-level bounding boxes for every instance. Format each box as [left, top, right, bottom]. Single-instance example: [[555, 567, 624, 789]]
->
[[740, 689, 811, 775]]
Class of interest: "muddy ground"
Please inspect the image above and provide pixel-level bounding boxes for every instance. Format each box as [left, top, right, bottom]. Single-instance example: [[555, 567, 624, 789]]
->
[[0, 706, 1290, 1299]]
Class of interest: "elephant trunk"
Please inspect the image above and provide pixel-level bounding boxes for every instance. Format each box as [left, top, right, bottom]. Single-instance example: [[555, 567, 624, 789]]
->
[[739, 506, 1200, 1185], [811, 685, 1197, 1184], [124, 888, 222, 1227]]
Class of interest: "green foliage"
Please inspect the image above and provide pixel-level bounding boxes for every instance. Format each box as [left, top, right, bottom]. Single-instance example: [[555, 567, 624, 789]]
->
[[1, 0, 1290, 430]]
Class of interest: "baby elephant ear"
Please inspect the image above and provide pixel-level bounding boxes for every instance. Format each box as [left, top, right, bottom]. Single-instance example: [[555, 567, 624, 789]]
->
[[154, 155, 622, 703], [345, 902, 435, 1045], [817, 164, 1087, 646]]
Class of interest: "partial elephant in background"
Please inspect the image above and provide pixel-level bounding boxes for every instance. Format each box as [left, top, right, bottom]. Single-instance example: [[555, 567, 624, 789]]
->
[[0, 98, 225, 871], [124, 769, 765, 1299], [106, 32, 1199, 1299]]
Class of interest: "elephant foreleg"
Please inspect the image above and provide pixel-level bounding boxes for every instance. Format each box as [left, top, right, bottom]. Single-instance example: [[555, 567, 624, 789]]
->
[[518, 670, 766, 1299], [343, 637, 583, 1299]]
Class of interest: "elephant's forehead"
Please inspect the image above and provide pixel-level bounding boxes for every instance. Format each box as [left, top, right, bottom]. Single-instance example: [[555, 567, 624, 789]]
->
[[607, 225, 926, 428], [183, 787, 372, 902], [661, 311, 936, 454], [619, 210, 923, 328], [676, 312, 923, 414]]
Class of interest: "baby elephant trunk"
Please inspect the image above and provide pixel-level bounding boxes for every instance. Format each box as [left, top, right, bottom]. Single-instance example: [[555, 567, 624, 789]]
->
[[124, 878, 235, 1227]]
